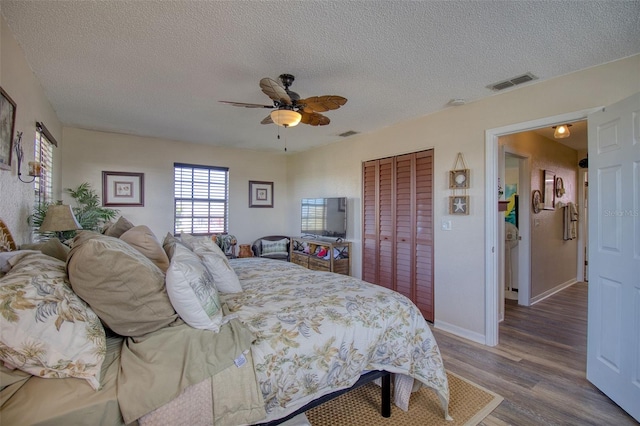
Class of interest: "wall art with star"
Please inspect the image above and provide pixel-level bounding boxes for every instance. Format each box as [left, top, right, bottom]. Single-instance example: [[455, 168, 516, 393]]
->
[[449, 195, 469, 215]]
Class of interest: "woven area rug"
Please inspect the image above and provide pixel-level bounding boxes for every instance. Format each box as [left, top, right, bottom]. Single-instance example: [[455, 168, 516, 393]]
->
[[305, 371, 503, 426]]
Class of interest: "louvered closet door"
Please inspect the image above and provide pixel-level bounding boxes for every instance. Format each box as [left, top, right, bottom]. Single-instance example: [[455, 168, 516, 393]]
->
[[414, 151, 434, 321], [362, 160, 379, 285], [361, 150, 434, 322], [377, 158, 394, 290], [394, 154, 414, 299]]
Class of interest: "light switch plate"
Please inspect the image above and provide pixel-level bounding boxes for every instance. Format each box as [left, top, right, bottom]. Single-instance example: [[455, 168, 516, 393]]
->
[[441, 220, 452, 231]]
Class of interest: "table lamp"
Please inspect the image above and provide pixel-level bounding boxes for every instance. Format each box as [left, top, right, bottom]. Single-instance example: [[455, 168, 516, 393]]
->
[[39, 201, 82, 240]]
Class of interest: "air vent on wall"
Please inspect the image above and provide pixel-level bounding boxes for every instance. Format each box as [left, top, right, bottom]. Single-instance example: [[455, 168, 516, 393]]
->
[[338, 130, 359, 137], [487, 73, 538, 91]]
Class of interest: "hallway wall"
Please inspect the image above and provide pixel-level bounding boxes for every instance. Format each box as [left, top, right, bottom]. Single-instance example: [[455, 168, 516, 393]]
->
[[500, 131, 579, 299]]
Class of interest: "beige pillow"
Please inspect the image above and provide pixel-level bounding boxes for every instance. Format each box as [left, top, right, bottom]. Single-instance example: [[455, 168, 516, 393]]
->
[[103, 216, 134, 238], [162, 232, 180, 260], [67, 231, 179, 336], [19, 238, 70, 262], [120, 226, 170, 273]]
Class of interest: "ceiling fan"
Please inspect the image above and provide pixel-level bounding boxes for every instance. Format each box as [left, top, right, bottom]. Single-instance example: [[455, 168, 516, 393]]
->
[[219, 74, 347, 128]]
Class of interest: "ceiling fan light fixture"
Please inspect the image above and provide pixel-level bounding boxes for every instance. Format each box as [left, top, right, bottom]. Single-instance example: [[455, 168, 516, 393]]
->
[[270, 109, 302, 128], [553, 124, 572, 139]]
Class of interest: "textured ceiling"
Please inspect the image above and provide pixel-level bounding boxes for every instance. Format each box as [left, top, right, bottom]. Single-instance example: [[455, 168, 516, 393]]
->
[[1, 1, 638, 152]]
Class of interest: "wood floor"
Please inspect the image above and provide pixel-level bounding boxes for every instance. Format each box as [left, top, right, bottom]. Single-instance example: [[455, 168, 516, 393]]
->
[[431, 282, 637, 426]]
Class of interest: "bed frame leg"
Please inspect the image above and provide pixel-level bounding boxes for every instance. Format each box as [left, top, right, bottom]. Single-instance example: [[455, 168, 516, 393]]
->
[[381, 372, 391, 417]]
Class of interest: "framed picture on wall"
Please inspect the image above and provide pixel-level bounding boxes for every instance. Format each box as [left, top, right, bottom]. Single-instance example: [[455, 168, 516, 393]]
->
[[249, 180, 273, 208], [449, 195, 469, 215], [0, 87, 17, 171], [102, 171, 145, 206]]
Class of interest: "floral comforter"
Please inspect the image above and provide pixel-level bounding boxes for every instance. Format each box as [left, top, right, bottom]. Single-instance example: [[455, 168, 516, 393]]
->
[[224, 258, 449, 422]]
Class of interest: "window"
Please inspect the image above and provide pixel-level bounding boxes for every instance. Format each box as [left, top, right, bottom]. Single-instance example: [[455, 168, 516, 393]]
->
[[174, 163, 229, 235], [34, 122, 55, 205]]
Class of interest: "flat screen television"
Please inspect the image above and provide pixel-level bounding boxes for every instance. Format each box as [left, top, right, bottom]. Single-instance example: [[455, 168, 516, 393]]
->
[[301, 197, 347, 239]]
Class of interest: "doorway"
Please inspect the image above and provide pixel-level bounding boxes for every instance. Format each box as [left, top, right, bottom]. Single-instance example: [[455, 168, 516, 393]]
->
[[484, 108, 599, 346], [499, 150, 531, 317]]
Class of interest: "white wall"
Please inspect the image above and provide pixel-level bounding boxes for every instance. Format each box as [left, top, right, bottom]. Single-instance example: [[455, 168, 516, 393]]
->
[[61, 127, 290, 246], [288, 54, 640, 339], [0, 15, 62, 244]]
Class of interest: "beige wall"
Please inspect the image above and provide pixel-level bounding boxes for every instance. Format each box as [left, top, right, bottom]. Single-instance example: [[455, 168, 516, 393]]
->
[[501, 131, 579, 299], [0, 15, 62, 244], [61, 127, 290, 245], [288, 55, 640, 339]]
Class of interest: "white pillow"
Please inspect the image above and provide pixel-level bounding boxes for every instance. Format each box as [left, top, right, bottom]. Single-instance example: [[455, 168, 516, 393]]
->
[[179, 234, 226, 258], [165, 244, 224, 332], [180, 234, 243, 293], [195, 249, 243, 293]]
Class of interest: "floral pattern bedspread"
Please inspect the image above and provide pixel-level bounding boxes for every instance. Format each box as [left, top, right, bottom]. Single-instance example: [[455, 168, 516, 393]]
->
[[224, 258, 449, 421]]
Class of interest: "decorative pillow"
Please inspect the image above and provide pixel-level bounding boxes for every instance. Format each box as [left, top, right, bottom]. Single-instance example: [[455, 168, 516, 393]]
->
[[179, 234, 226, 257], [67, 231, 178, 337], [181, 235, 243, 293], [261, 238, 289, 256], [103, 216, 134, 238], [0, 252, 106, 390], [162, 233, 181, 260], [194, 249, 243, 293], [165, 244, 224, 331], [0, 250, 39, 276], [20, 238, 70, 262], [120, 226, 170, 272]]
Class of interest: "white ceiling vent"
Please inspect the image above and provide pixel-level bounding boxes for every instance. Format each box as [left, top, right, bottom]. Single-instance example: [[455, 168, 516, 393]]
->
[[487, 73, 538, 91], [338, 130, 359, 137]]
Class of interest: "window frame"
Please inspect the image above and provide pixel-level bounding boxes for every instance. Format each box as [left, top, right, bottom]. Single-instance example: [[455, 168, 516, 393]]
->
[[173, 162, 229, 235], [34, 123, 55, 205]]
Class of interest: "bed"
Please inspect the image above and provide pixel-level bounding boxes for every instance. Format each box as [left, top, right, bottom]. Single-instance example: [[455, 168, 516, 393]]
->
[[0, 221, 449, 425]]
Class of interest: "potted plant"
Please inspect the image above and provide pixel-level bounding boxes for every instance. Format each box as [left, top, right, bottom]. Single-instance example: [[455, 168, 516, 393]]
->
[[29, 182, 119, 241]]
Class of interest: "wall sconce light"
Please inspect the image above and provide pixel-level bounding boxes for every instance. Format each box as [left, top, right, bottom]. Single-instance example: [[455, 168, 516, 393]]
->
[[553, 124, 572, 139], [13, 131, 41, 183]]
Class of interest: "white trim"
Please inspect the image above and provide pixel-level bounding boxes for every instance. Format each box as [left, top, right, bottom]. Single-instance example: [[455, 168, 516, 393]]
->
[[434, 320, 486, 345], [530, 279, 578, 305], [484, 107, 600, 347]]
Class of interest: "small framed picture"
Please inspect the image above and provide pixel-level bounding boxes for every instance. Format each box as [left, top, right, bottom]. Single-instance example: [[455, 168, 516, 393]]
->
[[449, 169, 469, 189], [249, 180, 273, 208], [103, 171, 144, 206], [449, 195, 469, 215]]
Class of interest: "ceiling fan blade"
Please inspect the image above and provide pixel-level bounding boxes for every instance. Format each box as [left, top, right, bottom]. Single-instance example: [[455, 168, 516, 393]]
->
[[260, 114, 273, 125], [300, 111, 330, 126], [299, 95, 347, 113], [260, 78, 292, 105], [219, 101, 274, 109]]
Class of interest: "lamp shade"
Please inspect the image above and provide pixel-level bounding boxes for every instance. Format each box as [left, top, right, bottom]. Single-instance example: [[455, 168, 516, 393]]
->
[[553, 124, 571, 139], [39, 203, 82, 232], [270, 109, 302, 127]]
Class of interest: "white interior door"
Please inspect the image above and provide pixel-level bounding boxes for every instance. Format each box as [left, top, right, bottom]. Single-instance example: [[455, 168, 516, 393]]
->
[[586, 92, 640, 422]]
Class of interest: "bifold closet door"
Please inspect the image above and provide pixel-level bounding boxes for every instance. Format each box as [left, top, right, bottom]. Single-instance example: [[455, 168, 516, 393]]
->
[[361, 150, 434, 322], [362, 158, 394, 289], [413, 151, 434, 321]]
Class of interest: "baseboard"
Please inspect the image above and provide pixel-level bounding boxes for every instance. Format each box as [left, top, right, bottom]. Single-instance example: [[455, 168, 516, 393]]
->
[[434, 320, 486, 345], [530, 278, 577, 305]]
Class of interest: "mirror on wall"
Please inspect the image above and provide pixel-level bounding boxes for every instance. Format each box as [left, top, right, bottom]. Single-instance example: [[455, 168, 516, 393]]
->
[[543, 169, 555, 210]]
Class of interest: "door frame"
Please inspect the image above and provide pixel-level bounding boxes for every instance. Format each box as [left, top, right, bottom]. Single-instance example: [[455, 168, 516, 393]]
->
[[484, 107, 601, 346]]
